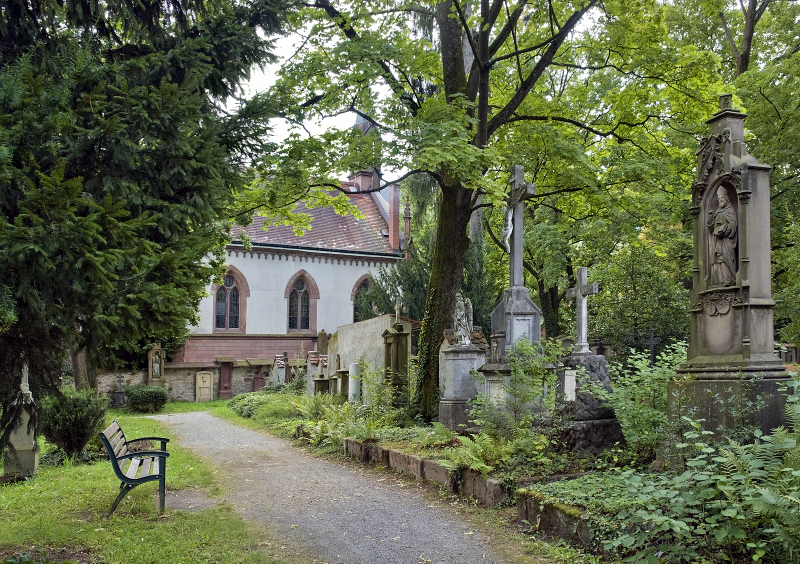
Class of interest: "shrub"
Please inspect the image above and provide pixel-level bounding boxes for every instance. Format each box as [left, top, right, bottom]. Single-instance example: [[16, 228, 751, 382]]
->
[[39, 388, 107, 457], [124, 384, 168, 413], [584, 342, 686, 459]]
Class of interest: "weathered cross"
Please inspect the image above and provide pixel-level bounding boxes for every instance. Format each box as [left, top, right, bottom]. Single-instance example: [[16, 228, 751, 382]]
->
[[508, 165, 536, 288], [566, 267, 599, 354], [644, 328, 661, 366]]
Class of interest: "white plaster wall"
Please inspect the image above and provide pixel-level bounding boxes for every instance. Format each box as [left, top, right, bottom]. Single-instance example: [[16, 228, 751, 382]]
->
[[192, 249, 390, 335]]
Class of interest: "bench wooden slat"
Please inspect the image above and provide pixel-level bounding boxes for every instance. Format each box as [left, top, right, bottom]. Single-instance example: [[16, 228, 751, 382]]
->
[[139, 457, 152, 477], [152, 458, 159, 475], [125, 457, 142, 479], [112, 433, 128, 457]]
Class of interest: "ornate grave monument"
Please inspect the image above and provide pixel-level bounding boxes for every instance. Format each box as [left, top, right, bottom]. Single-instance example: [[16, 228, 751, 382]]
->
[[439, 291, 485, 429], [672, 94, 787, 433], [476, 166, 541, 408]]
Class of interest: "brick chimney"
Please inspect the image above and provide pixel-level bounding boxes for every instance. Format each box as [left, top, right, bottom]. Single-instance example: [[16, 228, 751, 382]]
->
[[389, 183, 400, 251]]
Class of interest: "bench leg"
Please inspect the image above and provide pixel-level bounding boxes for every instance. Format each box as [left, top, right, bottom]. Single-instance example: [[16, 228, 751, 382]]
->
[[109, 483, 135, 517], [159, 476, 165, 514]]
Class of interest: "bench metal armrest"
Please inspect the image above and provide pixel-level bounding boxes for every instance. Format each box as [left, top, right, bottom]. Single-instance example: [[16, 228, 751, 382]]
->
[[116, 450, 170, 461], [127, 437, 170, 444]]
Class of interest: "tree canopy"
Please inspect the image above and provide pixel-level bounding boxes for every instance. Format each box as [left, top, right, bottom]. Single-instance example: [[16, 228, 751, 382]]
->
[[254, 0, 721, 418], [0, 0, 289, 448]]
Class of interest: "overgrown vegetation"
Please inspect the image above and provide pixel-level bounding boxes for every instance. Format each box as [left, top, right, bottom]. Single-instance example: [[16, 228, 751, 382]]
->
[[522, 376, 800, 563]]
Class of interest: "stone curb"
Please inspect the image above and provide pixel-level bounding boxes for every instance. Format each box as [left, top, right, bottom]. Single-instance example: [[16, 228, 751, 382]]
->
[[516, 490, 593, 547], [342, 438, 509, 506]]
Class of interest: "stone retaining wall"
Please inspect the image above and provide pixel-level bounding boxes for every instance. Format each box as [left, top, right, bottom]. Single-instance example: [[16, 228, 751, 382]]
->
[[342, 438, 509, 507]]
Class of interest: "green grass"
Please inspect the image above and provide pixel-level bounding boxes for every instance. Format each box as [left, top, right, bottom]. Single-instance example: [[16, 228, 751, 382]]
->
[[0, 415, 313, 564]]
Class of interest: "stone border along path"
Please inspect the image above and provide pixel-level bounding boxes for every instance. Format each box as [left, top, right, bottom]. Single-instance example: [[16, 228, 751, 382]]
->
[[150, 412, 504, 564]]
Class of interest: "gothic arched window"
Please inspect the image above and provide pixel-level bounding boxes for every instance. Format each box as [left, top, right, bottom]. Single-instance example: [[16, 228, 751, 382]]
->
[[288, 278, 310, 330], [215, 274, 240, 329], [353, 281, 370, 323]]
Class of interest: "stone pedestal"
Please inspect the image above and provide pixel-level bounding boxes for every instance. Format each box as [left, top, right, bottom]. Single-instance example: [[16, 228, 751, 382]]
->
[[4, 401, 38, 476], [438, 344, 484, 430], [558, 354, 623, 455]]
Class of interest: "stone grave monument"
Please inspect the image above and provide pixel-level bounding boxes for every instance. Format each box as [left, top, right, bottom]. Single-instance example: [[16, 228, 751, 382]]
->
[[671, 94, 788, 434], [147, 342, 165, 386], [559, 267, 623, 454], [4, 365, 38, 476], [477, 165, 541, 406], [439, 292, 486, 430]]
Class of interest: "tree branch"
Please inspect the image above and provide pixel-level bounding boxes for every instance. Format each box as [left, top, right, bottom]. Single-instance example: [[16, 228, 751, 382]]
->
[[487, 0, 599, 139]]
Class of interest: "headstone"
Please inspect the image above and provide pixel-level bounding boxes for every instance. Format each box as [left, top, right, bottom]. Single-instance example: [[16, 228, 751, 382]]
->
[[438, 333, 485, 430], [4, 365, 38, 476], [317, 330, 329, 354], [383, 321, 410, 395], [147, 343, 165, 385], [566, 267, 599, 354], [643, 329, 661, 366], [195, 371, 213, 402], [113, 374, 126, 407], [672, 94, 788, 435]]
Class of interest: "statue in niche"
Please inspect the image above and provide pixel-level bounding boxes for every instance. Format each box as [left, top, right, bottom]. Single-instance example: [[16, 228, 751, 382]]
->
[[453, 292, 472, 346], [152, 352, 162, 379], [707, 186, 738, 287]]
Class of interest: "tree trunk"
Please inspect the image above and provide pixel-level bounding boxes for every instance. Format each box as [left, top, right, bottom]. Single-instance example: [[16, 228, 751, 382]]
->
[[538, 281, 561, 338], [416, 183, 474, 419]]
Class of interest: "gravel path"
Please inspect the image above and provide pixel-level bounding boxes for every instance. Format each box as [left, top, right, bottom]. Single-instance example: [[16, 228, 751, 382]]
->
[[150, 412, 503, 564]]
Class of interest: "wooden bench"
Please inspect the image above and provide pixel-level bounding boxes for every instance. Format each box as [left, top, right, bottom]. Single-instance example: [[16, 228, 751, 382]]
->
[[98, 420, 170, 517]]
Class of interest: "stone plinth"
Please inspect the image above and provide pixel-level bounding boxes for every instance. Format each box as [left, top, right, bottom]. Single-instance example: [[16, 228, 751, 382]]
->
[[4, 401, 38, 475], [438, 344, 484, 430], [557, 354, 623, 454]]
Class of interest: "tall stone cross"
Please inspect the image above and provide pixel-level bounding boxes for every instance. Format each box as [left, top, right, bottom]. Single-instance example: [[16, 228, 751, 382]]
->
[[566, 267, 599, 354], [508, 165, 536, 288]]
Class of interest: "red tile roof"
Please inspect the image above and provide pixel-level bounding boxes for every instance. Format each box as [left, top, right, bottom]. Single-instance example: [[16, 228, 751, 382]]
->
[[236, 193, 396, 255]]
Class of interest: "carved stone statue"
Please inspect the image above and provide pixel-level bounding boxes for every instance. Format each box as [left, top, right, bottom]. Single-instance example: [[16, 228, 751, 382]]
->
[[152, 352, 161, 379], [453, 292, 471, 346], [501, 206, 513, 253], [707, 186, 737, 287]]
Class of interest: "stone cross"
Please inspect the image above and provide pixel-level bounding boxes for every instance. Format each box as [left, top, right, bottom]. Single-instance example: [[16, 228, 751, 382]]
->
[[395, 297, 401, 324], [566, 267, 599, 354], [644, 328, 661, 366], [508, 165, 536, 288]]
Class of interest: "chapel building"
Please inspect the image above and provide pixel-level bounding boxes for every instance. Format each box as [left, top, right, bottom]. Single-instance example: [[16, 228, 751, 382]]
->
[[169, 167, 407, 382]]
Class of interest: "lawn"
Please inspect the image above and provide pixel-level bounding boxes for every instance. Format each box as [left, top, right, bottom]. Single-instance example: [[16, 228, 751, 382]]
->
[[0, 414, 313, 564]]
